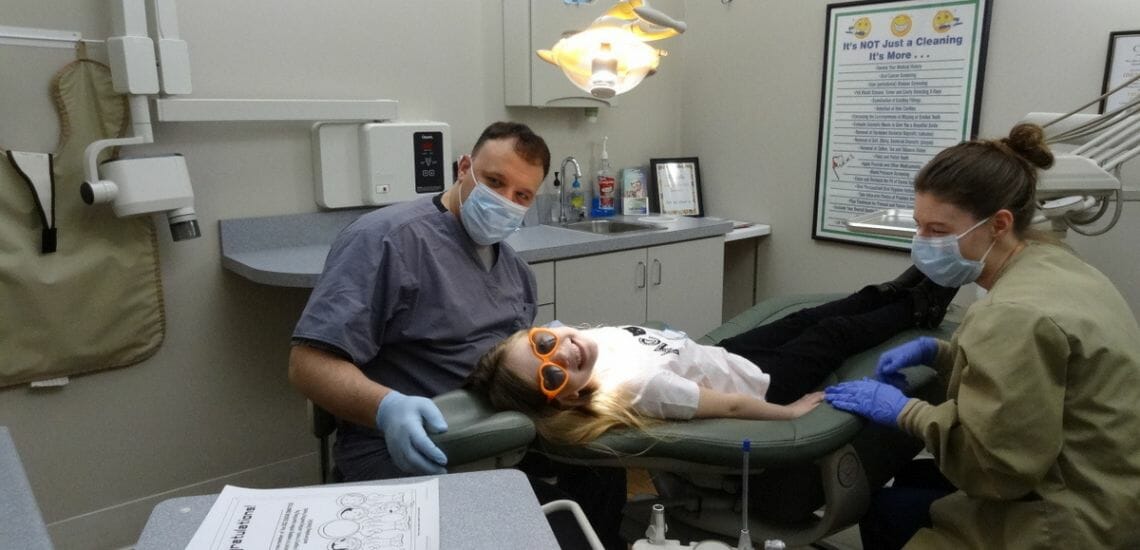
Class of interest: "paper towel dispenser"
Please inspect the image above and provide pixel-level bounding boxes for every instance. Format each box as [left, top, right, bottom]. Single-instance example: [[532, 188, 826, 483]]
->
[[313, 121, 453, 209]]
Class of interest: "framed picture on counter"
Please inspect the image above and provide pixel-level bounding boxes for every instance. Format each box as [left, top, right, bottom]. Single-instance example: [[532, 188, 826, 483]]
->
[[1100, 30, 1140, 113], [649, 157, 703, 217]]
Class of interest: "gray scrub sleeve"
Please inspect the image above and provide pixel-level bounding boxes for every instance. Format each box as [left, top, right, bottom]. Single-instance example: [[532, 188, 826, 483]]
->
[[293, 222, 412, 365]]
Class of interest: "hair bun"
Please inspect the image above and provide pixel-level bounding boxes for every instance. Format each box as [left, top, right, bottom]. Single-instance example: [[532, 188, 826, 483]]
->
[[1003, 123, 1054, 169]]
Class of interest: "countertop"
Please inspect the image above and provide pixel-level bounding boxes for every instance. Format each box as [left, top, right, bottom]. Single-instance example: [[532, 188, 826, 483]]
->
[[220, 209, 750, 288], [135, 469, 558, 549]]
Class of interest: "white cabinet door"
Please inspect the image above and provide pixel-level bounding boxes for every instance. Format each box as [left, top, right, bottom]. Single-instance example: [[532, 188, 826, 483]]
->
[[647, 237, 724, 337], [554, 247, 647, 327], [503, 0, 612, 108]]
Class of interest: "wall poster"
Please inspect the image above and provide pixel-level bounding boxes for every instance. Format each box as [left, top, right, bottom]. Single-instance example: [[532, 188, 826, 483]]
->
[[812, 0, 992, 249]]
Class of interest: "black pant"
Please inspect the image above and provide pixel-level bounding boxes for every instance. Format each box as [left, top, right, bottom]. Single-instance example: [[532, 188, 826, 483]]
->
[[860, 459, 956, 549], [718, 287, 914, 405]]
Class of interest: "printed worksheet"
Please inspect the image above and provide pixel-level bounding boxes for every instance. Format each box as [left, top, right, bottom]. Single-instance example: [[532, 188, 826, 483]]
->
[[185, 479, 439, 550]]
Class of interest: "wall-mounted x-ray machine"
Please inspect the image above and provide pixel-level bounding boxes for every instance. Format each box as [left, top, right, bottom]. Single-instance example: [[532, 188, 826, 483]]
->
[[78, 0, 201, 241], [1, 0, 200, 242], [5, 0, 444, 241]]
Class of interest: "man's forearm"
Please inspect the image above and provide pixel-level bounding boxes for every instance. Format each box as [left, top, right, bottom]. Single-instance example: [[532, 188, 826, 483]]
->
[[288, 344, 391, 428]]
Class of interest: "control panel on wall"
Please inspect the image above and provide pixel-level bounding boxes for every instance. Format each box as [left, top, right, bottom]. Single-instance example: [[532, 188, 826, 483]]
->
[[413, 131, 446, 194], [313, 121, 453, 209]]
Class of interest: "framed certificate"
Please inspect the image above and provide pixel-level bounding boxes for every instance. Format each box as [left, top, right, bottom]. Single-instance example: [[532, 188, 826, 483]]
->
[[649, 157, 703, 217], [1100, 30, 1140, 113]]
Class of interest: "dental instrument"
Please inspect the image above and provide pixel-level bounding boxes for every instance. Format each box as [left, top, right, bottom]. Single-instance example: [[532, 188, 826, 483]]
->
[[1019, 75, 1140, 236], [849, 75, 1140, 239], [628, 439, 786, 549]]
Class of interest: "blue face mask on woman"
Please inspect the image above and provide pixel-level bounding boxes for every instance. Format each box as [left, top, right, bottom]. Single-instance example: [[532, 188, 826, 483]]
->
[[910, 216, 995, 287], [460, 160, 528, 245]]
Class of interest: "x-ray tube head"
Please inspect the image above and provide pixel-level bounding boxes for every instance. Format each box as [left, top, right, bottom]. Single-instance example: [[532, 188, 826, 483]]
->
[[80, 154, 201, 241], [166, 206, 200, 241]]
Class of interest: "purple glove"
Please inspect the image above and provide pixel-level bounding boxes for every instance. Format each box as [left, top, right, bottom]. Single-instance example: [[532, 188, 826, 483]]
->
[[825, 378, 909, 427], [875, 337, 938, 390]]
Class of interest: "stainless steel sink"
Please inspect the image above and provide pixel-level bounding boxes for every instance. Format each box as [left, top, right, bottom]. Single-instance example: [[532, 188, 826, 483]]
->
[[557, 219, 665, 235]]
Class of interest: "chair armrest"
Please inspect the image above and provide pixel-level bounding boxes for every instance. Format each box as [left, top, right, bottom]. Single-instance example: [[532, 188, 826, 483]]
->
[[430, 389, 537, 468]]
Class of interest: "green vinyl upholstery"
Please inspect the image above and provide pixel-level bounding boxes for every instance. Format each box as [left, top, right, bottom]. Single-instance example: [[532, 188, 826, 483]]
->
[[535, 293, 957, 469], [428, 293, 958, 473], [424, 293, 962, 544]]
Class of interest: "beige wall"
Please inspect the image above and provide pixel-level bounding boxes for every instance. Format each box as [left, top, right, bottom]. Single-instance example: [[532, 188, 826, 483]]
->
[[0, 1, 684, 548], [682, 0, 1140, 315]]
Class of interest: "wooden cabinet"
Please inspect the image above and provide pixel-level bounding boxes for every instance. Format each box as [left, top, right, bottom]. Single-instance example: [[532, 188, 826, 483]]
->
[[536, 237, 724, 337]]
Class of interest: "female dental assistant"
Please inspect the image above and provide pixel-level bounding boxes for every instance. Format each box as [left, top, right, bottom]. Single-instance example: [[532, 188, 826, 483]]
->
[[826, 123, 1140, 549]]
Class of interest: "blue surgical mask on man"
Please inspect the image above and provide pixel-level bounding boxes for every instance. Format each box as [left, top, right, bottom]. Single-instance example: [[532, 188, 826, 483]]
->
[[459, 157, 529, 245], [910, 216, 995, 287]]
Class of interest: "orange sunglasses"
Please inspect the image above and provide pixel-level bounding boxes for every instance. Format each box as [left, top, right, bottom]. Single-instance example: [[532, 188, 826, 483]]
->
[[529, 328, 569, 401]]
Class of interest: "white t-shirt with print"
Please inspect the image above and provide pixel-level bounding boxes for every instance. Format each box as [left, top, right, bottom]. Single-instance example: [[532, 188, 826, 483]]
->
[[585, 326, 770, 420]]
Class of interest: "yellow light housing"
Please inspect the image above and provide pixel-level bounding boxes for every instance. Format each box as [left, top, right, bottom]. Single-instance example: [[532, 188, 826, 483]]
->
[[538, 27, 662, 99], [536, 1, 684, 99]]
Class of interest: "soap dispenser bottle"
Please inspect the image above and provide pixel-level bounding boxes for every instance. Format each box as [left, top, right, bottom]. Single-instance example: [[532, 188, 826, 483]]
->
[[593, 136, 616, 217], [569, 176, 586, 220]]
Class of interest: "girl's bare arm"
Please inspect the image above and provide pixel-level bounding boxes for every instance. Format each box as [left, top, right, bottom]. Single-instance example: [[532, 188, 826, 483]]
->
[[693, 387, 824, 420]]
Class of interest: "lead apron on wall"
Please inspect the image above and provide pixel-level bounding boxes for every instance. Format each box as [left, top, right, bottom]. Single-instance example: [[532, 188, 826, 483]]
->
[[0, 59, 164, 387]]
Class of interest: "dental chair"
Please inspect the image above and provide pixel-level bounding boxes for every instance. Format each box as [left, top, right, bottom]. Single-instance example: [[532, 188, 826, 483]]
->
[[309, 392, 537, 483], [427, 293, 959, 546]]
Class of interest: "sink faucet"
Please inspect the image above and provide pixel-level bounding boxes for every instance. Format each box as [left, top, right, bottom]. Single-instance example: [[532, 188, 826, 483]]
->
[[558, 156, 582, 223]]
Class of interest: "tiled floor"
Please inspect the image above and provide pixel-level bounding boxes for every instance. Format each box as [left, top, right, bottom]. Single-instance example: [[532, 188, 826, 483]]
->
[[808, 525, 862, 550], [626, 468, 656, 499]]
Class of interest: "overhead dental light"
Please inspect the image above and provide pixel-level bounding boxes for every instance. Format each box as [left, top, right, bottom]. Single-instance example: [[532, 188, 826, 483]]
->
[[537, 0, 686, 99]]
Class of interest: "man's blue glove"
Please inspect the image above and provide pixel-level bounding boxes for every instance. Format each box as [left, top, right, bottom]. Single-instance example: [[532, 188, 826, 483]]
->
[[375, 391, 449, 475], [825, 378, 910, 427], [875, 337, 938, 390]]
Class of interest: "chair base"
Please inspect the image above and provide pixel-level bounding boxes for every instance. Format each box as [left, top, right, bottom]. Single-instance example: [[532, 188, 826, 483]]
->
[[619, 444, 871, 547]]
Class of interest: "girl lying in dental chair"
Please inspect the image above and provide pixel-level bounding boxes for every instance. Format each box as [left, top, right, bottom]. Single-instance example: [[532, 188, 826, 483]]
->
[[466, 270, 958, 446]]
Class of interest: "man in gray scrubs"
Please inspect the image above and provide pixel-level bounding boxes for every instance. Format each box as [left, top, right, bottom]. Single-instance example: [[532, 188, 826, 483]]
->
[[290, 122, 627, 549], [290, 121, 548, 479]]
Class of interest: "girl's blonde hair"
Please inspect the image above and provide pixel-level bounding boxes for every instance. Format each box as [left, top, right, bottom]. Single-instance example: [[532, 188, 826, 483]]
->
[[465, 329, 656, 446]]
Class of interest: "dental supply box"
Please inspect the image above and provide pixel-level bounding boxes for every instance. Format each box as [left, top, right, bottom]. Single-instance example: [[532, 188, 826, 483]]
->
[[313, 121, 452, 209]]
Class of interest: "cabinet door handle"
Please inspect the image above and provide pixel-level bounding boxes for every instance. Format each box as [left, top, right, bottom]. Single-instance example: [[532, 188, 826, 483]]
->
[[636, 261, 647, 289], [652, 258, 662, 286]]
